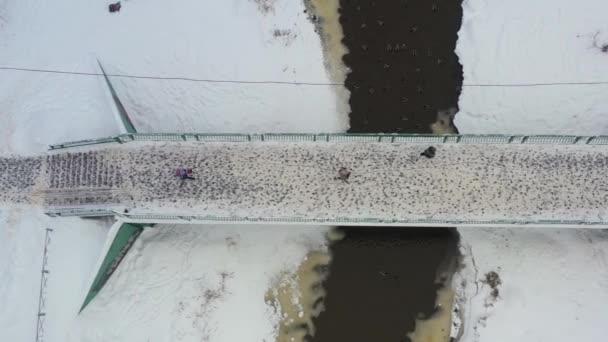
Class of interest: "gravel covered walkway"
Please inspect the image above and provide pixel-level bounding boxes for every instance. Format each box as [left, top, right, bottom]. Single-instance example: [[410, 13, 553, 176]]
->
[[3, 141, 603, 225]]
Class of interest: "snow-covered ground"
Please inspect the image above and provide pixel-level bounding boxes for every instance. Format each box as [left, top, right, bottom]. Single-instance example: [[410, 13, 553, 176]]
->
[[0, 0, 346, 341], [454, 0, 608, 340], [454, 228, 608, 342], [0, 0, 348, 155], [71, 224, 328, 342], [456, 0, 608, 135], [0, 204, 112, 342], [0, 206, 49, 341]]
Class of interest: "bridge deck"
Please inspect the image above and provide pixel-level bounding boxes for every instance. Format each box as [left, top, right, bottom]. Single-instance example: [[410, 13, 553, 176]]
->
[[31, 139, 608, 227]]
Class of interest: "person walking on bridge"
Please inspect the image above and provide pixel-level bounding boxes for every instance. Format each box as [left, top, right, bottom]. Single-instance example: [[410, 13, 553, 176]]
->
[[178, 168, 195, 180]]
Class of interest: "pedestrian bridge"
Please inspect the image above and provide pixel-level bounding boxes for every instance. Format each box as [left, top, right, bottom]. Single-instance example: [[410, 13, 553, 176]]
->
[[3, 133, 608, 228]]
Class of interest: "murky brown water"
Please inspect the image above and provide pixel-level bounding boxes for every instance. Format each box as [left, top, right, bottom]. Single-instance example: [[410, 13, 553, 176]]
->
[[268, 227, 460, 342], [311, 228, 460, 342], [266, 250, 330, 342], [408, 287, 456, 342], [266, 230, 343, 342]]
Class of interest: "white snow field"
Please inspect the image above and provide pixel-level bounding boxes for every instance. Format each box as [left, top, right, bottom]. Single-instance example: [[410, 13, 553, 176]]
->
[[456, 0, 608, 135], [0, 198, 112, 342], [0, 0, 348, 156], [454, 0, 608, 341], [0, 0, 347, 341], [72, 224, 329, 342], [453, 228, 608, 342]]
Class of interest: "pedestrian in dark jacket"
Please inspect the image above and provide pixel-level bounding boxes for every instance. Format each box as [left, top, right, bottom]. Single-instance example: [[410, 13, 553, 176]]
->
[[179, 168, 195, 180], [109, 2, 121, 13]]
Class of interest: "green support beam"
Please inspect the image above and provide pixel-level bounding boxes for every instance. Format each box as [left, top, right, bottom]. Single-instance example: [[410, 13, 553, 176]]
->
[[97, 60, 138, 133], [80, 222, 145, 312]]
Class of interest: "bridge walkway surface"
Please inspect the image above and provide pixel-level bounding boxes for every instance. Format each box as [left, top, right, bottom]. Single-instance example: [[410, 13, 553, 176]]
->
[[1, 134, 607, 227]]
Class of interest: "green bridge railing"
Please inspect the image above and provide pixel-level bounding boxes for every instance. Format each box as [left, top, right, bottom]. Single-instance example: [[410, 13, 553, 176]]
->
[[48, 133, 608, 150], [45, 209, 608, 228]]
